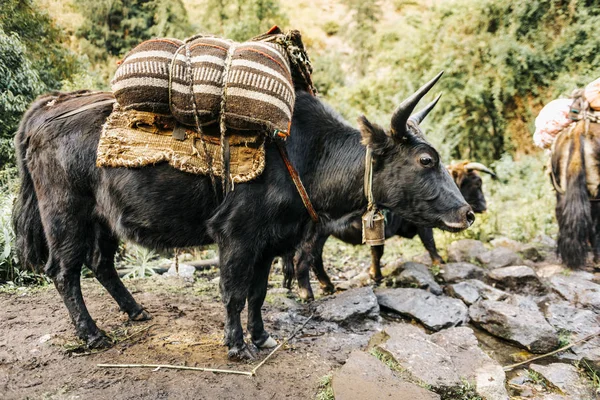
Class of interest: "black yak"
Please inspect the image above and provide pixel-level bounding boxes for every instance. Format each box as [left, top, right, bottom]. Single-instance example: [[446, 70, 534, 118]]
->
[[13, 74, 473, 360]]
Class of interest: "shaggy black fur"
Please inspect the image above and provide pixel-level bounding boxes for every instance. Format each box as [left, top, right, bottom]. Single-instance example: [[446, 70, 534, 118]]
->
[[13, 85, 471, 359]]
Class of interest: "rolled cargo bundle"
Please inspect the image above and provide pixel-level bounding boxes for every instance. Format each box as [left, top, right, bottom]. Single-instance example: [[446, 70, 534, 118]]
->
[[111, 29, 301, 137]]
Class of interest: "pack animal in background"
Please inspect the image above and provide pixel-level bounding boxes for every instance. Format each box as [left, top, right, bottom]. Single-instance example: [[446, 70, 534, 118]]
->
[[585, 77, 600, 110], [111, 29, 311, 138], [533, 98, 574, 149]]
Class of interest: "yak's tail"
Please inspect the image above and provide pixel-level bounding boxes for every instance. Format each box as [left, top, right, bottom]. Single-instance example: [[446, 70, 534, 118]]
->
[[12, 95, 53, 272], [555, 132, 593, 269]]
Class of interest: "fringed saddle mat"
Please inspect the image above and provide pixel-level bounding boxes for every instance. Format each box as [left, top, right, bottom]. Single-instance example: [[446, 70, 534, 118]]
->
[[96, 107, 266, 183]]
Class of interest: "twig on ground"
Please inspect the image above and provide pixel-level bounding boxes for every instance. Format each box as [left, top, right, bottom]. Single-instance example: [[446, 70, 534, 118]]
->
[[251, 314, 314, 376], [96, 363, 254, 376], [503, 330, 600, 371], [96, 314, 315, 376]]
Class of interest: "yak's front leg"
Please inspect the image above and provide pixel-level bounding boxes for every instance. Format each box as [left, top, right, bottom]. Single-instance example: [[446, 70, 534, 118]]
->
[[417, 226, 444, 266], [369, 245, 384, 283], [219, 243, 256, 360], [247, 255, 277, 349]]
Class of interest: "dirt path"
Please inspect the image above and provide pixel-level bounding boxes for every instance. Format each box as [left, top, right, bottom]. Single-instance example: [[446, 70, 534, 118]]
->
[[0, 277, 362, 400]]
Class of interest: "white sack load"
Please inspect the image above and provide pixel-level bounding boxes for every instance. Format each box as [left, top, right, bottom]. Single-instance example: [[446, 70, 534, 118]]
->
[[533, 98, 574, 149], [585, 77, 600, 111]]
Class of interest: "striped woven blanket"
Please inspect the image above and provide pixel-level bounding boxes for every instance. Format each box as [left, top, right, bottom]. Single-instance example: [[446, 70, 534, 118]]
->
[[111, 29, 306, 137]]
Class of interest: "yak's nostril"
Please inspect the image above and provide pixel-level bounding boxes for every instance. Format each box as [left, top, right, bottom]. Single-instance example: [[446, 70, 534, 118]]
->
[[466, 210, 475, 226]]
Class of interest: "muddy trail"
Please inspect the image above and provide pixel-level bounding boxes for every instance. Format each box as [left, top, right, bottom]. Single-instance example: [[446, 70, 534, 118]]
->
[[0, 275, 360, 399], [2, 236, 600, 400]]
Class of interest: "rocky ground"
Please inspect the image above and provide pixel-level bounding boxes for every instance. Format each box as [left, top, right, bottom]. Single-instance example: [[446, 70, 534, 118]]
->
[[1, 236, 600, 399]]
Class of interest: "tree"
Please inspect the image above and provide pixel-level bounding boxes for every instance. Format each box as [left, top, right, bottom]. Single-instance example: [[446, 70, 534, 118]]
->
[[201, 0, 289, 42], [0, 0, 80, 168], [342, 0, 381, 77], [74, 0, 193, 60], [0, 29, 45, 168], [326, 0, 600, 163]]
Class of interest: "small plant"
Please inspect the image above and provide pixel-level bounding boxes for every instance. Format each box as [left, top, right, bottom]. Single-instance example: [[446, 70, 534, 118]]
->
[[322, 21, 340, 36], [527, 369, 548, 387], [442, 379, 483, 400], [370, 347, 403, 372], [557, 329, 572, 348], [579, 360, 600, 394], [0, 168, 18, 283], [430, 264, 441, 277], [315, 373, 334, 400], [122, 244, 158, 279]]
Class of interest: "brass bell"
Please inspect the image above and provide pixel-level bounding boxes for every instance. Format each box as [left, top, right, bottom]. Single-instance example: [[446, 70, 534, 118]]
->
[[362, 209, 385, 246]]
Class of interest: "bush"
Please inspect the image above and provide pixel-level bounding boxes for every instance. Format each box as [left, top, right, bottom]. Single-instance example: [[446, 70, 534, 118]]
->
[[0, 0, 80, 169], [322, 0, 600, 164], [0, 29, 45, 168], [322, 21, 340, 36]]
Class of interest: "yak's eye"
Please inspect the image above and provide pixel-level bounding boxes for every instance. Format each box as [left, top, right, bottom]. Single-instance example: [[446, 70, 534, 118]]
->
[[419, 155, 433, 167]]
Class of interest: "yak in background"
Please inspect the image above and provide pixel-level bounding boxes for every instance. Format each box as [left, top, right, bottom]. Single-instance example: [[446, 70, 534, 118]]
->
[[283, 160, 495, 300]]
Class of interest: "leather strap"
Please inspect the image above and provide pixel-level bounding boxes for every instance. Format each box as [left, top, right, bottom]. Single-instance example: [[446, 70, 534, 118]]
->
[[53, 99, 116, 121], [276, 141, 319, 222]]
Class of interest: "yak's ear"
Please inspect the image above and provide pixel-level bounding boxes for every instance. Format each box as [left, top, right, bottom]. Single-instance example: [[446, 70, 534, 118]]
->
[[358, 116, 392, 155]]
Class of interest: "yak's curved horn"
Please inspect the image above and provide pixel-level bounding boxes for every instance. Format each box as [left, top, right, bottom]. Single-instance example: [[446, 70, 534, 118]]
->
[[391, 71, 444, 134], [409, 93, 442, 125], [464, 162, 496, 177]]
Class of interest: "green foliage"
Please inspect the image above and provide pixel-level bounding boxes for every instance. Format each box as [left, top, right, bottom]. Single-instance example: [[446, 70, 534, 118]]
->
[[311, 52, 346, 96], [315, 373, 334, 400], [121, 243, 158, 278], [0, 167, 48, 286], [340, 0, 380, 76], [0, 0, 80, 168], [0, 168, 17, 282], [324, 0, 600, 163], [200, 0, 289, 42], [579, 360, 600, 393], [322, 20, 340, 36], [0, 0, 79, 90], [74, 0, 193, 60], [0, 29, 44, 167]]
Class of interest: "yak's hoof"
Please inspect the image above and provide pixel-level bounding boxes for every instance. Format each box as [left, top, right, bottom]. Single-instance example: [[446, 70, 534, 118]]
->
[[431, 258, 445, 266], [254, 334, 277, 349], [321, 284, 335, 296], [298, 287, 314, 302], [228, 344, 256, 361], [130, 309, 152, 321], [87, 332, 113, 349]]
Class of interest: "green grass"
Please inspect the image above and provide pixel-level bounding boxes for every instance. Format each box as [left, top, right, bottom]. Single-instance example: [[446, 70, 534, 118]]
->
[[527, 369, 549, 388], [315, 373, 334, 400], [370, 347, 404, 373], [579, 360, 600, 394], [557, 330, 572, 348]]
